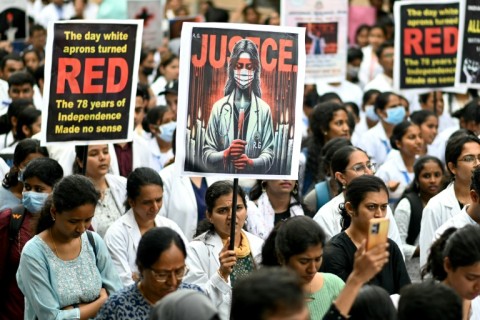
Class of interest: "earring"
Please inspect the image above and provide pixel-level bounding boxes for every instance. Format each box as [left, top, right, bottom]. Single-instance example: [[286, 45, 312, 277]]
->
[[51, 216, 55, 221], [342, 184, 346, 190], [292, 182, 298, 195], [261, 181, 267, 193], [324, 132, 328, 135]]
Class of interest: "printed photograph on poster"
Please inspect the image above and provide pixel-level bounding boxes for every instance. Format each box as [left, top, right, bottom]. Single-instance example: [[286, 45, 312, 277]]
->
[[0, 0, 28, 41], [281, 0, 348, 84], [393, 0, 459, 91], [299, 22, 338, 55], [456, 0, 480, 88], [176, 23, 306, 179], [41, 20, 143, 146], [128, 0, 164, 48]]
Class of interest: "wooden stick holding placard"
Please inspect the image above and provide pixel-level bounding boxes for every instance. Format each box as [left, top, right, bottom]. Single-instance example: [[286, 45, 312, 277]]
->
[[229, 178, 239, 250]]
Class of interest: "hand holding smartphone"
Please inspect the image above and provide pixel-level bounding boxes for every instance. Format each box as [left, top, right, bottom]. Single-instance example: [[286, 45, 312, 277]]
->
[[366, 218, 389, 251]]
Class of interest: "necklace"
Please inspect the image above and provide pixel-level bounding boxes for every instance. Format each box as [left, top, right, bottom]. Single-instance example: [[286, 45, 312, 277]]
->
[[138, 282, 155, 305], [49, 228, 60, 259]]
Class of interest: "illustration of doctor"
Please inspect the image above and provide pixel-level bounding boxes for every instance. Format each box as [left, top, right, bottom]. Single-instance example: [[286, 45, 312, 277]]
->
[[203, 39, 274, 174]]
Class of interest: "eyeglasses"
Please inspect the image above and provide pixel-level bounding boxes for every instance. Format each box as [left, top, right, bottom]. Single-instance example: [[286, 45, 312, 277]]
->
[[347, 162, 377, 175], [458, 155, 480, 164], [149, 266, 189, 283]]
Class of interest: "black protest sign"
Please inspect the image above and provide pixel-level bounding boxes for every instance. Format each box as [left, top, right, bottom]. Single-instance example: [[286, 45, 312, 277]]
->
[[394, 1, 459, 91], [42, 20, 143, 145]]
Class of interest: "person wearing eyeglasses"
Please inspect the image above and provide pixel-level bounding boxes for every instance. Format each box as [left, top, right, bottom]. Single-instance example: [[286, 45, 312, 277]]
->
[[419, 133, 480, 269], [375, 121, 423, 205], [104, 168, 186, 287], [96, 227, 202, 320], [313, 146, 403, 253]]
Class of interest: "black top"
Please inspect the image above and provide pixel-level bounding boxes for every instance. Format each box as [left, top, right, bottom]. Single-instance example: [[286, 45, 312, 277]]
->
[[274, 209, 290, 226], [320, 232, 411, 294]]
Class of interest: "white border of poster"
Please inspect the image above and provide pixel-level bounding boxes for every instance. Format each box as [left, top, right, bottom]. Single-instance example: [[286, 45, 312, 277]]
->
[[454, 0, 480, 88], [175, 22, 306, 180], [281, 0, 348, 84], [41, 19, 143, 147], [393, 0, 460, 92]]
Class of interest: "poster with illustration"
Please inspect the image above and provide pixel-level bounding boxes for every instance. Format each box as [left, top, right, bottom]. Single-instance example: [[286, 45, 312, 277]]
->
[[456, 0, 480, 88], [281, 0, 348, 83], [176, 23, 305, 179], [0, 0, 27, 41], [128, 0, 164, 48]]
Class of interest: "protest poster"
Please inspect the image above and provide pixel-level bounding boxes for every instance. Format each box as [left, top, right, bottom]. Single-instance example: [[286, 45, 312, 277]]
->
[[281, 0, 348, 84], [128, 0, 164, 48], [0, 0, 28, 41], [41, 20, 143, 146], [176, 23, 305, 179], [394, 0, 459, 91], [455, 0, 480, 88]]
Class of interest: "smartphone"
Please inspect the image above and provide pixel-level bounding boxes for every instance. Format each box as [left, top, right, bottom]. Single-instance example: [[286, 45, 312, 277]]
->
[[366, 218, 389, 251]]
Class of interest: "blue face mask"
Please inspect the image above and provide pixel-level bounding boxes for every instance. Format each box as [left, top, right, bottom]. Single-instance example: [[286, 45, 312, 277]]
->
[[365, 105, 379, 121], [22, 191, 49, 214], [384, 106, 406, 125], [157, 121, 177, 142]]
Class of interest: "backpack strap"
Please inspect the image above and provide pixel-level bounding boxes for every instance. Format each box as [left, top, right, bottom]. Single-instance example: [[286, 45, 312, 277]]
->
[[8, 205, 26, 242], [315, 181, 331, 212], [404, 193, 423, 245], [86, 230, 98, 263]]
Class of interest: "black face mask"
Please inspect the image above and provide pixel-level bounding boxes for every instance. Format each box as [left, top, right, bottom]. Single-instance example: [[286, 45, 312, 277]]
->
[[142, 67, 154, 76]]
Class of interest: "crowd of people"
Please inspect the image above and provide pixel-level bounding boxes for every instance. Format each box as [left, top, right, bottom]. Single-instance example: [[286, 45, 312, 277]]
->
[[1, 0, 480, 319]]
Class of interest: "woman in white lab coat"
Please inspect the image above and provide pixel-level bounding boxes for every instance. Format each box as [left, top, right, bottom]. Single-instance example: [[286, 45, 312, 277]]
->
[[74, 144, 127, 238], [183, 180, 263, 320], [104, 167, 186, 287], [376, 121, 423, 204]]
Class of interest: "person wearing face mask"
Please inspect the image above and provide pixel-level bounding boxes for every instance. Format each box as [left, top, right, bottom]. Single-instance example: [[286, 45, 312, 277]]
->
[[138, 48, 158, 109], [357, 92, 406, 167], [346, 48, 363, 84], [0, 157, 63, 320], [144, 106, 176, 172], [351, 89, 381, 147], [203, 39, 274, 174]]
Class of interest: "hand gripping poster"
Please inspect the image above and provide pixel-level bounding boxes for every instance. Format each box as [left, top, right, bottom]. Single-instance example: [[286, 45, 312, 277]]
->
[[281, 0, 348, 84], [456, 0, 480, 88], [394, 0, 460, 91], [176, 23, 306, 179]]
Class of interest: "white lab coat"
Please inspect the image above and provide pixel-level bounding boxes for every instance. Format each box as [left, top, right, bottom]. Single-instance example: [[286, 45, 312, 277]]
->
[[104, 208, 187, 286], [184, 231, 263, 320], [375, 150, 414, 203], [313, 192, 404, 258], [357, 121, 391, 166], [105, 174, 127, 212], [419, 182, 461, 269], [159, 164, 219, 240]]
